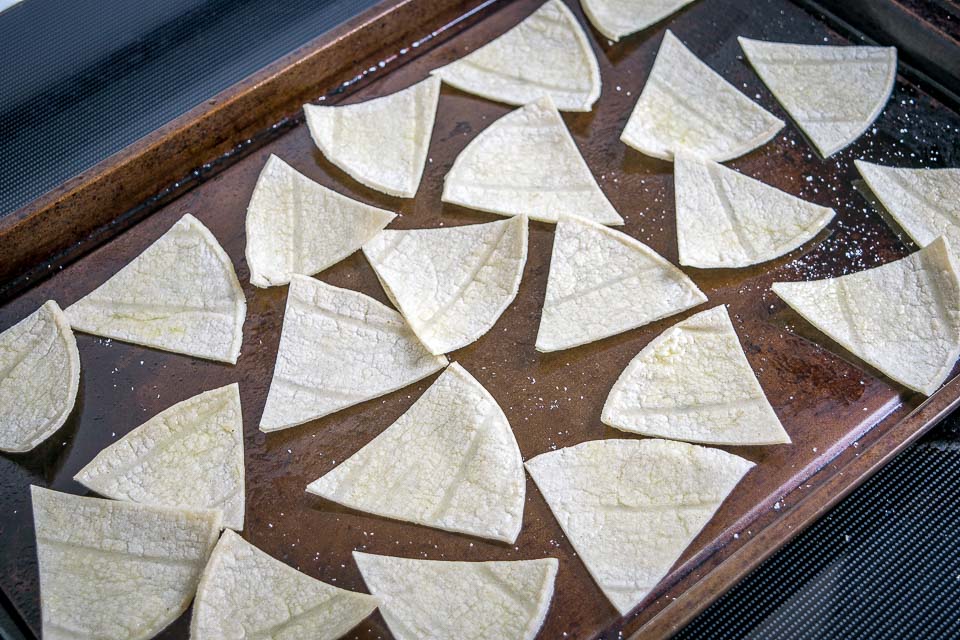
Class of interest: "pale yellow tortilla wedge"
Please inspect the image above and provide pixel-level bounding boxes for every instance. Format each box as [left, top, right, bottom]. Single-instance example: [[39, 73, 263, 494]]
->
[[0, 301, 79, 453], [581, 0, 697, 42]]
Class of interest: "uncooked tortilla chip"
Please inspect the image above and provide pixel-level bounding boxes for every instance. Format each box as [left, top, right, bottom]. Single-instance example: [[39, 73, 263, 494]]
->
[[772, 237, 960, 395], [245, 155, 395, 288], [430, 0, 600, 112], [525, 438, 753, 614], [602, 306, 790, 445], [621, 31, 784, 162], [363, 216, 528, 355], [675, 150, 834, 268], [192, 530, 378, 639], [581, 0, 697, 42], [74, 384, 246, 530], [354, 552, 557, 640], [65, 214, 246, 364], [307, 363, 525, 542], [31, 486, 221, 640], [0, 301, 79, 453], [739, 37, 897, 158], [259, 275, 447, 432], [536, 214, 706, 352], [855, 160, 960, 253], [442, 96, 622, 225], [303, 76, 441, 197]]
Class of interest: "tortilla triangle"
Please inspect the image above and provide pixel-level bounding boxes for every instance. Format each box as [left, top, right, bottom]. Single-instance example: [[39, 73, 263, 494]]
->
[[621, 30, 783, 162], [772, 237, 960, 395], [431, 0, 600, 112], [304, 76, 441, 197], [308, 363, 525, 542], [581, 0, 697, 42], [245, 155, 395, 288], [354, 552, 557, 640], [739, 37, 896, 158], [259, 275, 447, 432], [536, 214, 706, 352], [74, 383, 246, 530], [525, 438, 753, 614]]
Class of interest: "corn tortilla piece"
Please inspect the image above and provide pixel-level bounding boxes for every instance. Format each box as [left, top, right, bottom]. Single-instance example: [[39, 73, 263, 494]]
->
[[0, 301, 79, 453], [74, 383, 246, 530], [191, 530, 378, 639], [307, 363, 525, 543], [621, 30, 784, 162], [31, 486, 221, 640], [602, 306, 790, 445], [581, 0, 697, 42], [245, 155, 395, 288], [353, 552, 557, 640], [525, 438, 753, 615], [442, 96, 622, 225], [739, 37, 896, 158], [535, 214, 706, 352], [431, 0, 600, 112], [65, 213, 246, 364], [363, 216, 528, 355], [772, 237, 960, 395], [303, 76, 441, 198], [259, 275, 447, 432]]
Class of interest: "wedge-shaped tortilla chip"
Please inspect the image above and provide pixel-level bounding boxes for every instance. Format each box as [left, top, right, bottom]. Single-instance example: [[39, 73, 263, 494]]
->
[[354, 552, 557, 640], [245, 155, 395, 288], [74, 384, 246, 530], [363, 216, 528, 355], [739, 38, 897, 158], [431, 0, 600, 112], [525, 439, 753, 614], [675, 150, 834, 268], [621, 31, 784, 162], [855, 160, 960, 253], [192, 530, 378, 639], [772, 237, 960, 395], [31, 486, 221, 640], [260, 275, 447, 432], [65, 214, 246, 364], [304, 77, 441, 198], [581, 0, 697, 42], [307, 363, 524, 542], [536, 214, 706, 352], [0, 301, 79, 453], [602, 306, 790, 445], [442, 97, 622, 225]]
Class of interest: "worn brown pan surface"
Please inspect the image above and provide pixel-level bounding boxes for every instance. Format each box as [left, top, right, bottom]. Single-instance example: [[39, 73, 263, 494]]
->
[[2, 0, 960, 638]]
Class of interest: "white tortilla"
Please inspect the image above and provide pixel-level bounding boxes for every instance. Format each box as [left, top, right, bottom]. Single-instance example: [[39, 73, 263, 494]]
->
[[442, 96, 622, 225], [772, 236, 960, 395], [191, 530, 378, 639], [602, 306, 790, 445], [363, 216, 528, 355], [307, 363, 525, 543], [855, 160, 960, 253], [245, 155, 395, 288], [536, 214, 706, 352], [303, 76, 441, 197], [621, 30, 784, 162], [581, 0, 697, 42], [675, 150, 834, 268], [739, 37, 897, 158], [259, 275, 447, 432], [430, 0, 601, 112], [0, 301, 79, 453], [65, 214, 246, 364], [354, 552, 557, 640], [74, 383, 246, 530], [31, 486, 221, 640], [525, 438, 753, 614]]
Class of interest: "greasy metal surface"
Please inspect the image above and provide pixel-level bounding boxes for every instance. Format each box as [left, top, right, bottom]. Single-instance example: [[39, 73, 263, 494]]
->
[[2, 0, 959, 638]]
